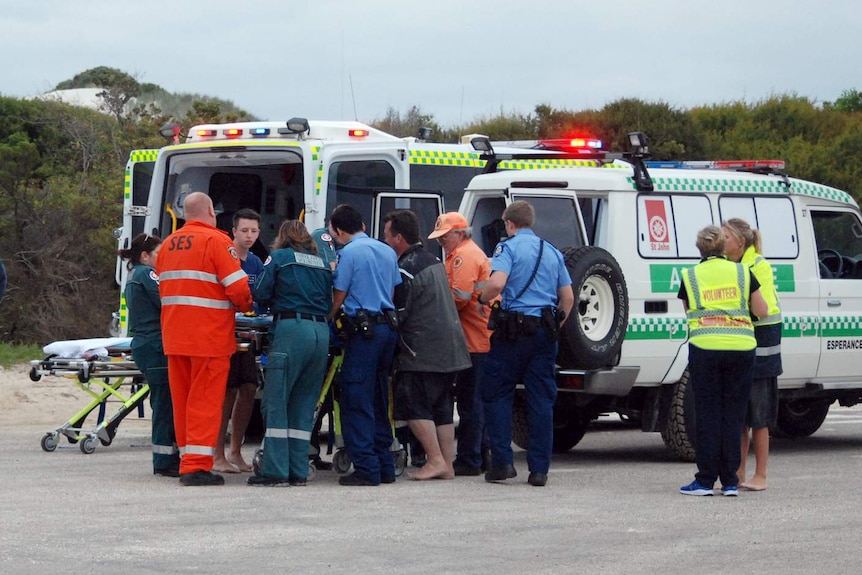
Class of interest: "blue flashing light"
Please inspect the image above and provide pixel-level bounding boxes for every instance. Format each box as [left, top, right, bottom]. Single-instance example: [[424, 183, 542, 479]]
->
[[644, 161, 690, 169], [250, 128, 271, 137]]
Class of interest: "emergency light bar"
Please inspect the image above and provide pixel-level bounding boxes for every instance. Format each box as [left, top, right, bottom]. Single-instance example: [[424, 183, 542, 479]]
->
[[223, 129, 243, 137], [348, 129, 369, 138], [536, 138, 603, 151], [645, 160, 786, 171]]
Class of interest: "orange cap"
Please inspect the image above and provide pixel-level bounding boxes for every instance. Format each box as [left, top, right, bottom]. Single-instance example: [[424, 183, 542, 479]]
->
[[428, 212, 468, 239]]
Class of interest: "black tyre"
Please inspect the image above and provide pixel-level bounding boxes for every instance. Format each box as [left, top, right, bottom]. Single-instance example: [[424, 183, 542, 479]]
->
[[511, 392, 588, 453], [770, 399, 831, 438], [557, 246, 628, 370], [660, 368, 697, 462]]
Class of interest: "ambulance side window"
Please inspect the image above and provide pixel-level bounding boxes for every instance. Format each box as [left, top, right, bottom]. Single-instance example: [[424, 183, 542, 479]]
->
[[637, 194, 712, 258], [812, 210, 862, 279], [718, 196, 798, 259]]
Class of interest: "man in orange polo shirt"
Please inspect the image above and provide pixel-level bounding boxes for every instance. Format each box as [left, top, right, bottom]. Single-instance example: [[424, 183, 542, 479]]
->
[[429, 212, 492, 476], [156, 192, 253, 486]]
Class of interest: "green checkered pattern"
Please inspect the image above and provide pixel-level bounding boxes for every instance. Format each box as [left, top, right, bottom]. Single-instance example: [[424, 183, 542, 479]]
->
[[626, 314, 862, 341], [626, 317, 687, 340], [409, 150, 484, 167], [821, 315, 862, 337], [626, 175, 856, 206], [125, 150, 159, 199]]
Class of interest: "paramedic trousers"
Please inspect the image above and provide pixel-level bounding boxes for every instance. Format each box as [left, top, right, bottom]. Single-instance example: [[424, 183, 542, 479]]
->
[[339, 324, 398, 484], [454, 353, 486, 469], [259, 317, 329, 480], [688, 344, 755, 488], [481, 329, 557, 475], [132, 341, 179, 472], [167, 354, 231, 475]]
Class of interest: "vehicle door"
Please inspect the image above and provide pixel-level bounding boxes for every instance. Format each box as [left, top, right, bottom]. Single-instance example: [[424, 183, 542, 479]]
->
[[460, 188, 587, 255], [371, 191, 445, 260], [811, 207, 862, 381], [114, 149, 157, 335], [719, 195, 819, 385]]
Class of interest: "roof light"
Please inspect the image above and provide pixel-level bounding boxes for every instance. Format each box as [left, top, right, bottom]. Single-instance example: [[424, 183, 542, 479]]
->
[[713, 160, 785, 170], [536, 138, 603, 151], [250, 128, 270, 137], [223, 128, 243, 137], [349, 129, 369, 138], [196, 129, 217, 137], [159, 122, 183, 143], [628, 132, 648, 149], [277, 117, 310, 135]]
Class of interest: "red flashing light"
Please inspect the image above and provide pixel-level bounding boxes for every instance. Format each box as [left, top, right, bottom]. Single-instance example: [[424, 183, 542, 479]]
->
[[223, 128, 243, 138], [713, 160, 785, 170], [348, 129, 369, 138], [196, 129, 217, 137], [538, 137, 603, 151]]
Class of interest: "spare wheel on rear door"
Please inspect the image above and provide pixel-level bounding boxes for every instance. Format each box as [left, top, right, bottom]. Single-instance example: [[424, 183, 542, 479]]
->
[[557, 246, 628, 370]]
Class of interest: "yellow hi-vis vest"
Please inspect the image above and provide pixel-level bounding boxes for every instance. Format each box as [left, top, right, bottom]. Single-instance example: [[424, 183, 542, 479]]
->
[[682, 257, 756, 351], [741, 245, 781, 327]]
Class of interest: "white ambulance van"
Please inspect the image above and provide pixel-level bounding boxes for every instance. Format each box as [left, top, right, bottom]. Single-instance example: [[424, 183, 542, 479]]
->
[[456, 138, 862, 459]]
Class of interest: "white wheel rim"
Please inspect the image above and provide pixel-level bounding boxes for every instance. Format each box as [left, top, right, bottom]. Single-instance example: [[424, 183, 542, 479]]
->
[[577, 274, 614, 342]]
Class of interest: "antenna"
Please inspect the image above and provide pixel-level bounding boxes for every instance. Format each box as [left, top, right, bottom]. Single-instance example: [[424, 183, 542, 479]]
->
[[349, 75, 358, 121]]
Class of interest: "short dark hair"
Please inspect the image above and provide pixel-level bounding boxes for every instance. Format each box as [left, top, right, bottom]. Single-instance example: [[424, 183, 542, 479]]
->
[[383, 209, 421, 245], [503, 201, 535, 228], [233, 208, 261, 227], [329, 204, 365, 235]]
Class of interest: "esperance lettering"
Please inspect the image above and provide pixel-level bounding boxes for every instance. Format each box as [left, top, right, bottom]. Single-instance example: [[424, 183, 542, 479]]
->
[[701, 286, 738, 302], [826, 339, 862, 350]]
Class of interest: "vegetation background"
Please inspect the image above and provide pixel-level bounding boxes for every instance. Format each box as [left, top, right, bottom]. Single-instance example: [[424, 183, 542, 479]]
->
[[2, 66, 861, 345]]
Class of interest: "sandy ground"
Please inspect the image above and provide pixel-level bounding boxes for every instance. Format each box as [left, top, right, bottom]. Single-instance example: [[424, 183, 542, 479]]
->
[[0, 362, 152, 432]]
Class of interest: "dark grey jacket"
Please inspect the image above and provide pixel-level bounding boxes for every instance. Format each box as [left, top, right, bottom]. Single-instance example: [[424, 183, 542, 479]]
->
[[394, 244, 470, 373]]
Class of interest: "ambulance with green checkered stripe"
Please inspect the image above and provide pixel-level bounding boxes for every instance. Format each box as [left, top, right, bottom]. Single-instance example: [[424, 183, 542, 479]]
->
[[456, 133, 862, 460], [113, 120, 595, 334]]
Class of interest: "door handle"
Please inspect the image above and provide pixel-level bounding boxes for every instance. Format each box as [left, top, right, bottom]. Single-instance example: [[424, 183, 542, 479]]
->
[[827, 300, 842, 307]]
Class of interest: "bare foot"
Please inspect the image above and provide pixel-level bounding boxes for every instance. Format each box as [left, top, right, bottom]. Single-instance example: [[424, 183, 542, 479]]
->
[[740, 478, 767, 491], [213, 458, 240, 474], [227, 454, 253, 472], [408, 460, 454, 480]]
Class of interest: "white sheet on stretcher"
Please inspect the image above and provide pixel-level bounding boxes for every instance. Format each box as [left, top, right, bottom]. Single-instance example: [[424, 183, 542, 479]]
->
[[43, 337, 133, 359]]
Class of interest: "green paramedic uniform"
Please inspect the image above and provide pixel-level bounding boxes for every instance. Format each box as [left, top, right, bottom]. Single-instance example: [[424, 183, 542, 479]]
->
[[125, 263, 180, 473], [253, 248, 333, 482]]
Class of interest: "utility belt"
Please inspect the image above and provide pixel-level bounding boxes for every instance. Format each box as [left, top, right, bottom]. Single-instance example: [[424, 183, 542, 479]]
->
[[487, 303, 564, 342], [337, 309, 398, 340], [275, 311, 328, 323]]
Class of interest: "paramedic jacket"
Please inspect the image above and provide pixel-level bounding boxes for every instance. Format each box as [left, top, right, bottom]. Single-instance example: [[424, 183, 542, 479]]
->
[[157, 220, 253, 357]]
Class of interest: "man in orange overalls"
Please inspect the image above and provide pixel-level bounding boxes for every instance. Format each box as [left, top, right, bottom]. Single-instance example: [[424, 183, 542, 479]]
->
[[156, 192, 253, 486]]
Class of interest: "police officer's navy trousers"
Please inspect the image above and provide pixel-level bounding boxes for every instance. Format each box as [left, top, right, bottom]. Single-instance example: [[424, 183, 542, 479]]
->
[[132, 341, 179, 472], [688, 344, 755, 488], [481, 329, 557, 474], [340, 324, 398, 483], [167, 355, 231, 475], [259, 317, 329, 480], [454, 352, 486, 469]]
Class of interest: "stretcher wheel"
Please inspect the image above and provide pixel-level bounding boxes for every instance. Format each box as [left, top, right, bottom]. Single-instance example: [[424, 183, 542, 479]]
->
[[333, 449, 352, 474], [394, 448, 407, 477], [79, 436, 97, 454], [252, 448, 263, 476], [29, 367, 41, 382], [41, 433, 58, 452]]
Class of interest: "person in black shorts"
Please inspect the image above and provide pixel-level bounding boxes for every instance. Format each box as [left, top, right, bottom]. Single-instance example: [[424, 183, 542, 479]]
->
[[383, 209, 471, 480]]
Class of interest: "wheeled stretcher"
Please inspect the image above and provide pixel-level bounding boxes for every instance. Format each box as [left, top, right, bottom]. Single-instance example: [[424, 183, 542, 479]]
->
[[29, 337, 148, 455]]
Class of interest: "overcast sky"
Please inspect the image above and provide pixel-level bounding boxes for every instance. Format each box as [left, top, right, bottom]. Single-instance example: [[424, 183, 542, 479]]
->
[[2, 1, 858, 129]]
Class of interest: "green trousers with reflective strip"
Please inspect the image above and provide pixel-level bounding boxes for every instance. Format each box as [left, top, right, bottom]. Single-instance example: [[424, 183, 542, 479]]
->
[[132, 340, 179, 471], [259, 318, 329, 480]]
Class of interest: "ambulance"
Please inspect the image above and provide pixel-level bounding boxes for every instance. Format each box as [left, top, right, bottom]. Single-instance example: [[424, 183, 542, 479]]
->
[[454, 134, 862, 459], [117, 120, 862, 460]]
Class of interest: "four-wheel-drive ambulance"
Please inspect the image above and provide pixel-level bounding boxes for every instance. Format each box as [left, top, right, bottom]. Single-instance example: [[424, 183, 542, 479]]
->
[[117, 119, 862, 460], [454, 144, 862, 460]]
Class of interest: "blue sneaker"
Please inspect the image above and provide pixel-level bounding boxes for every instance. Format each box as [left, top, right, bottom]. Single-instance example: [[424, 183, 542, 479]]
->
[[680, 480, 714, 496], [721, 485, 738, 497]]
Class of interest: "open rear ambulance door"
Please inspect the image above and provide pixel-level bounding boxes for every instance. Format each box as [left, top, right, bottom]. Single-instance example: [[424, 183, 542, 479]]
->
[[112, 149, 157, 336], [371, 190, 444, 260]]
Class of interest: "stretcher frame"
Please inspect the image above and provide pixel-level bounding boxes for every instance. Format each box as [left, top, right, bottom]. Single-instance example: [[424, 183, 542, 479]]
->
[[29, 347, 149, 455]]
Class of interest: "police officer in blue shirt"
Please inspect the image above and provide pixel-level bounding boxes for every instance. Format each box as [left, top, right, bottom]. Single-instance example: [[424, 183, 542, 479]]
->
[[477, 201, 574, 487], [327, 204, 402, 486]]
